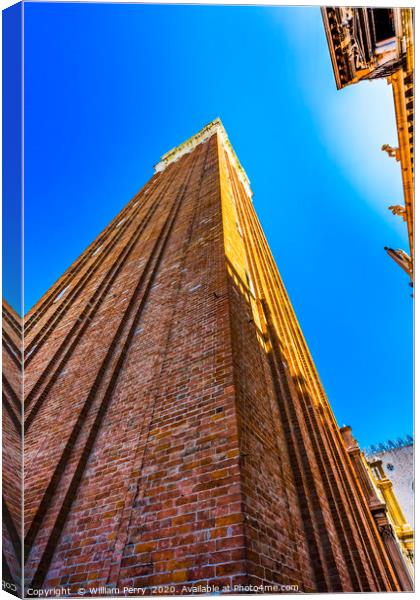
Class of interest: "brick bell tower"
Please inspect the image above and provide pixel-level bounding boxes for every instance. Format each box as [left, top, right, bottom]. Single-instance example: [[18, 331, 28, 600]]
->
[[23, 120, 408, 594]]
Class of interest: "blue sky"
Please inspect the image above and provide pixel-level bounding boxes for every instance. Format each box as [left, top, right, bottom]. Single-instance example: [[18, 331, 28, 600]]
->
[[19, 2, 412, 447]]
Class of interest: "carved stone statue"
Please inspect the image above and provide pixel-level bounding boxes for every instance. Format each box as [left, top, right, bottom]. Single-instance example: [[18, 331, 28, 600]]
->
[[388, 205, 407, 221], [385, 247, 412, 277], [382, 144, 401, 161]]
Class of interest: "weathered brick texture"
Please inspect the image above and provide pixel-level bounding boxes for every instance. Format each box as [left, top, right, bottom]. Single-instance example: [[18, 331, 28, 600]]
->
[[2, 300, 23, 596], [21, 123, 403, 594]]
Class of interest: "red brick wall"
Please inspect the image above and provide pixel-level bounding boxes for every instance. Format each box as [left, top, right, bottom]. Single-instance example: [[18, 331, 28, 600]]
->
[[22, 131, 402, 594], [2, 300, 23, 595], [222, 151, 399, 592]]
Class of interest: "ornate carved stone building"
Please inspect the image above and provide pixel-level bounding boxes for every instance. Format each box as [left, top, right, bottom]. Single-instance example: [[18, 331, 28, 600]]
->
[[367, 440, 414, 530], [366, 439, 414, 571], [4, 120, 414, 594], [322, 7, 414, 283], [341, 427, 413, 586]]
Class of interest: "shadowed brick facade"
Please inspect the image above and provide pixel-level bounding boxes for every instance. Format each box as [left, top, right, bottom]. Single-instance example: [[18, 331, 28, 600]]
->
[[2, 300, 23, 596], [22, 120, 407, 594]]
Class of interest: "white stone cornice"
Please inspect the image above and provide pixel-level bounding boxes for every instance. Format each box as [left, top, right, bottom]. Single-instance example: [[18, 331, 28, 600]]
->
[[154, 118, 253, 199]]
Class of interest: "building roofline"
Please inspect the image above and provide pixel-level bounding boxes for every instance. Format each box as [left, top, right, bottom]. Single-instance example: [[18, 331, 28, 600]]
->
[[365, 436, 414, 456], [154, 118, 253, 199]]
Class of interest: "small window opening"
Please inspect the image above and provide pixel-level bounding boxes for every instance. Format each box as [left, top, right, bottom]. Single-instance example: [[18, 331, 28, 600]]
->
[[372, 9, 395, 44], [236, 220, 243, 237], [245, 271, 255, 296], [54, 285, 70, 303]]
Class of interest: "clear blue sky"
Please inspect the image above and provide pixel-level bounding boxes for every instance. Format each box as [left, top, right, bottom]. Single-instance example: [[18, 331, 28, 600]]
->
[[19, 2, 412, 448]]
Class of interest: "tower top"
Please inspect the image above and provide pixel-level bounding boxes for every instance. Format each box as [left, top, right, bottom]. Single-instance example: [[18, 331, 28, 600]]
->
[[154, 118, 253, 199]]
